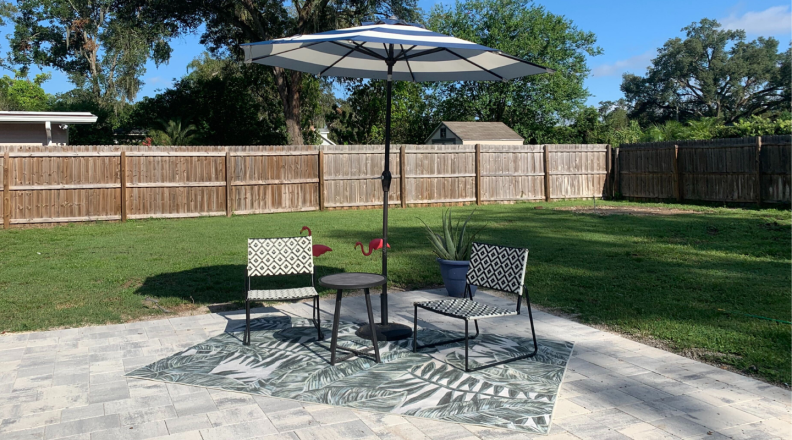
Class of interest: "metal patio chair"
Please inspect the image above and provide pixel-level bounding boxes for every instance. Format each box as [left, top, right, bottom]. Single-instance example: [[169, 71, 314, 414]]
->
[[413, 242, 538, 372], [244, 236, 323, 345]]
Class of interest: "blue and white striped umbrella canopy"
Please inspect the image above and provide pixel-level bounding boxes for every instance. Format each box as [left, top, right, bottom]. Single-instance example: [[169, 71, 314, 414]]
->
[[241, 18, 552, 81]]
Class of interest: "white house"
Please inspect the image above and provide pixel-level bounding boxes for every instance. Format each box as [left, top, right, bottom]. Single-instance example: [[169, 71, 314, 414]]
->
[[425, 121, 524, 145], [0, 111, 98, 146]]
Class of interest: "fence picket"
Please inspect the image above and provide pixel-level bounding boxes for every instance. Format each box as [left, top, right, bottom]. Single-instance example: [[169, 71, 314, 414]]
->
[[618, 136, 790, 204], [3, 139, 784, 227]]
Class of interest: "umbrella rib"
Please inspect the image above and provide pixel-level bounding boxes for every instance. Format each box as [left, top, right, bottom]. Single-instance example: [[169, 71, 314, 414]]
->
[[319, 43, 361, 76], [330, 41, 386, 61], [443, 48, 504, 80], [402, 47, 446, 60], [496, 52, 555, 73], [249, 41, 323, 62], [400, 44, 416, 82], [394, 45, 417, 61]]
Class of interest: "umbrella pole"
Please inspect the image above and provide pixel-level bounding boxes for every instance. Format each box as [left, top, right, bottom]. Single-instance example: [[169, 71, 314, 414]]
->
[[381, 66, 393, 325], [355, 59, 412, 342]]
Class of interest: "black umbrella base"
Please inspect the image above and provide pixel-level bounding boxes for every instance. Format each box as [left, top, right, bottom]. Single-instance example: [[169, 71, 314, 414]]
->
[[356, 323, 412, 341]]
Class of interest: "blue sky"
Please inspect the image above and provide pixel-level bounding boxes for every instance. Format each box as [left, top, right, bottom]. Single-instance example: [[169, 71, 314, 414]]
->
[[1, 0, 790, 106]]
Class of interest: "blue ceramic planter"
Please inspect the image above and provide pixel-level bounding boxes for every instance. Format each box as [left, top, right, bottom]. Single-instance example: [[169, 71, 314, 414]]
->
[[437, 258, 477, 298]]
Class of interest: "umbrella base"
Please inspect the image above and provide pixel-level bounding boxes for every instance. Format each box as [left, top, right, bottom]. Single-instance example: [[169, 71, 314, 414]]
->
[[356, 323, 412, 341]]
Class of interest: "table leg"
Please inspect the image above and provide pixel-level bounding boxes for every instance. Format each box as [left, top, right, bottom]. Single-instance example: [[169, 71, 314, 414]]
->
[[364, 288, 381, 363], [330, 289, 343, 365]]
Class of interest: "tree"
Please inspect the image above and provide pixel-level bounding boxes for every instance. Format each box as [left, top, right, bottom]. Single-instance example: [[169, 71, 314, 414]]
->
[[326, 80, 435, 144], [125, 0, 419, 145], [598, 99, 631, 131], [0, 72, 51, 110], [127, 53, 289, 145], [10, 0, 173, 112], [0, 1, 17, 72], [622, 19, 791, 125], [426, 0, 601, 144], [49, 88, 130, 144]]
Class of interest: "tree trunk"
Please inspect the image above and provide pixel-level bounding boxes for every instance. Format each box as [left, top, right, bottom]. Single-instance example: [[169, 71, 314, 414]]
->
[[274, 67, 303, 145]]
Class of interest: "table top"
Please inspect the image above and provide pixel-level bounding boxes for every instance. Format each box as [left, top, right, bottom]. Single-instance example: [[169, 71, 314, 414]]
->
[[319, 272, 386, 290]]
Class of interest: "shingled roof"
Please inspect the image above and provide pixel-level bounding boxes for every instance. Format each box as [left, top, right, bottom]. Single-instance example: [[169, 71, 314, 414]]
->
[[426, 121, 524, 143]]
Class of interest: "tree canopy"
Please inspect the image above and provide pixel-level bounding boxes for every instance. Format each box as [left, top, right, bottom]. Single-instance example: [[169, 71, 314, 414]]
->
[[10, 0, 173, 113], [326, 80, 435, 144], [622, 19, 791, 125], [122, 0, 420, 144], [426, 0, 601, 143], [3, 0, 788, 147], [0, 72, 51, 110], [128, 53, 290, 146]]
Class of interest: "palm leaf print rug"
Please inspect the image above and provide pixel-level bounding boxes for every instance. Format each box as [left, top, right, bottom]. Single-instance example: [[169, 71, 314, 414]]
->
[[126, 315, 574, 434]]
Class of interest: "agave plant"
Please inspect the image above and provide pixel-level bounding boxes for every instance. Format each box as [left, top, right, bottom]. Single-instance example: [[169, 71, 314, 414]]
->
[[419, 209, 483, 261]]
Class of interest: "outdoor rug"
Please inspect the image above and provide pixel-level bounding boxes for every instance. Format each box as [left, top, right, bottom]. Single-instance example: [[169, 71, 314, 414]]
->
[[126, 315, 574, 434]]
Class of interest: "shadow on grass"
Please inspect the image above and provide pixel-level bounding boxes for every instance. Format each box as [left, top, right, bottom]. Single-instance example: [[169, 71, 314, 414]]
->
[[135, 264, 347, 306], [316, 204, 791, 382], [126, 204, 789, 382]]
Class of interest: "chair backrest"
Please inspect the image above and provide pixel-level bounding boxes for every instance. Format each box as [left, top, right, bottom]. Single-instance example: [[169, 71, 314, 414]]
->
[[466, 242, 528, 295], [247, 236, 313, 277]]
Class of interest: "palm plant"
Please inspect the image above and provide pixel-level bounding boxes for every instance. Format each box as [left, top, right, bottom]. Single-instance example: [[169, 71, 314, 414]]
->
[[157, 117, 198, 146], [687, 117, 719, 140], [419, 209, 483, 261]]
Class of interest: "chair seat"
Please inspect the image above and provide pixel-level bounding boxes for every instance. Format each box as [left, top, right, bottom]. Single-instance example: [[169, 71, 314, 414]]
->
[[248, 286, 318, 301], [415, 298, 516, 320]]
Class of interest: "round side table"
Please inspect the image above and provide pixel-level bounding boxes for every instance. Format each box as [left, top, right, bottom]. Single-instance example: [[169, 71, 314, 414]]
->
[[319, 272, 386, 365]]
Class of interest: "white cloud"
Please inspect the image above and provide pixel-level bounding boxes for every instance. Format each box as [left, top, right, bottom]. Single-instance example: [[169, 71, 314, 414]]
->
[[721, 5, 792, 35], [591, 51, 654, 77], [148, 76, 165, 84]]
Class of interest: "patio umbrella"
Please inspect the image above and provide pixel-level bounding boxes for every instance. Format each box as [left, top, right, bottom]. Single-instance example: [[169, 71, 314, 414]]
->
[[242, 17, 552, 341]]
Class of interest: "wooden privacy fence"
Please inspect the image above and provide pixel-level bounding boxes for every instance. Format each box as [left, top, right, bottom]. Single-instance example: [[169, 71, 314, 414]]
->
[[615, 135, 791, 205], [0, 143, 610, 227]]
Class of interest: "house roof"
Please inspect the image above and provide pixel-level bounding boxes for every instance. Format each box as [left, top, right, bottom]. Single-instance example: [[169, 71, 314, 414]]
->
[[426, 121, 523, 143], [0, 111, 98, 124]]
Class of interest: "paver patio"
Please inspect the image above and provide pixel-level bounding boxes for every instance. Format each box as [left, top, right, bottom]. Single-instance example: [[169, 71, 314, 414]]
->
[[0, 289, 789, 440]]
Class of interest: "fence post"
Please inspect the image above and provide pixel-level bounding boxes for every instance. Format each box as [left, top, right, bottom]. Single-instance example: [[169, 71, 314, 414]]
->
[[318, 149, 325, 211], [3, 151, 9, 229], [614, 147, 620, 198], [400, 146, 407, 208], [543, 145, 551, 202], [756, 136, 762, 208], [225, 150, 233, 217], [475, 144, 481, 205], [605, 145, 611, 199], [673, 145, 681, 202], [120, 151, 127, 222]]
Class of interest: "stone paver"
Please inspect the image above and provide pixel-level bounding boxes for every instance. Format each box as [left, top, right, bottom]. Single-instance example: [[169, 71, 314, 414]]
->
[[0, 289, 789, 440]]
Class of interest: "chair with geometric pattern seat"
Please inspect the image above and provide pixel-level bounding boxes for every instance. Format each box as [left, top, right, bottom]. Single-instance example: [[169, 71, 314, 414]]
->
[[413, 242, 537, 371], [244, 236, 323, 345]]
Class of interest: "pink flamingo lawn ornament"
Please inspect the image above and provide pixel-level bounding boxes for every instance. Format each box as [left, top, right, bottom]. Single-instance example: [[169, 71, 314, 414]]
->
[[300, 226, 333, 257], [354, 238, 391, 256]]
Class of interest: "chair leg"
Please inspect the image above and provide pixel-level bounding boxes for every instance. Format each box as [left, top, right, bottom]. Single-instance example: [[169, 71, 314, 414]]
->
[[413, 310, 478, 352], [412, 305, 418, 353], [314, 296, 324, 341], [244, 299, 251, 346], [463, 294, 538, 372], [525, 289, 538, 355], [464, 319, 469, 372]]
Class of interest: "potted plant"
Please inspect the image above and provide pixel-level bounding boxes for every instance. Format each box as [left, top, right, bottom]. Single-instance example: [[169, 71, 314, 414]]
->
[[420, 209, 483, 298]]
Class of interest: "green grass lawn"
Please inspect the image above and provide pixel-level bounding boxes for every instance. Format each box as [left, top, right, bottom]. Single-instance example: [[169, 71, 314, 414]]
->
[[0, 201, 789, 384]]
